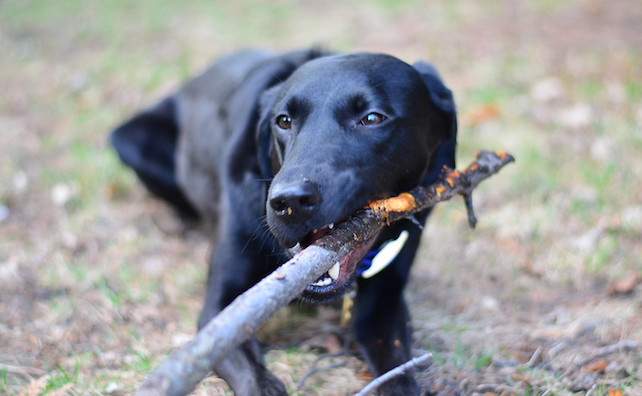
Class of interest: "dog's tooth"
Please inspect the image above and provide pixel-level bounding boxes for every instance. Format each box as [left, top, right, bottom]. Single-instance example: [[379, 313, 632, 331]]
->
[[312, 277, 332, 287], [287, 243, 302, 257], [328, 223, 334, 230], [328, 262, 340, 280]]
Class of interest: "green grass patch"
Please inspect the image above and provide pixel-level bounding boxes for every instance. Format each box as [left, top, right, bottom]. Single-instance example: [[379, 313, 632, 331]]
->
[[373, 0, 425, 14], [69, 142, 135, 208], [128, 348, 153, 374], [474, 354, 493, 369], [584, 232, 619, 274], [0, 369, 8, 394], [578, 160, 615, 194], [468, 86, 505, 105], [579, 79, 604, 101], [1, 0, 222, 39], [97, 276, 124, 308], [509, 142, 559, 197], [625, 75, 642, 101], [38, 150, 131, 213], [0, 0, 86, 25], [44, 362, 78, 393]]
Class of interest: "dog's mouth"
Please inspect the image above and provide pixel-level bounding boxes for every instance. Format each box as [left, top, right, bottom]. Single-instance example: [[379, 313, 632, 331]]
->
[[289, 223, 380, 302]]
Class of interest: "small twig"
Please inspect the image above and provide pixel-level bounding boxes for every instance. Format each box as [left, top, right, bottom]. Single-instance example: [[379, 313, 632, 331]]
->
[[462, 193, 477, 228], [547, 340, 567, 359], [474, 384, 500, 393], [297, 350, 351, 388], [525, 346, 542, 367], [0, 363, 46, 379], [575, 340, 640, 366], [298, 361, 349, 389], [353, 353, 433, 396]]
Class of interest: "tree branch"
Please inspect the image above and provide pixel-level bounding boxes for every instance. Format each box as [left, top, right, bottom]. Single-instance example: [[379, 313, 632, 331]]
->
[[136, 150, 515, 396]]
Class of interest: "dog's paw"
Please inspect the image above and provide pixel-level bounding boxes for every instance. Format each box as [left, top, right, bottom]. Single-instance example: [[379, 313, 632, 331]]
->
[[256, 369, 288, 396], [375, 375, 420, 396]]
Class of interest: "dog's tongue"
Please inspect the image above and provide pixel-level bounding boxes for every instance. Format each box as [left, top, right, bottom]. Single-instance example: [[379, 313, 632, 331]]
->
[[303, 230, 381, 301], [284, 221, 382, 300]]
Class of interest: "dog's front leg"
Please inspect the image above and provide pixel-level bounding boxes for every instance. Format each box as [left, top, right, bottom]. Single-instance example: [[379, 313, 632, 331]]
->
[[354, 224, 425, 395], [355, 276, 419, 395], [197, 227, 288, 396], [211, 338, 286, 396]]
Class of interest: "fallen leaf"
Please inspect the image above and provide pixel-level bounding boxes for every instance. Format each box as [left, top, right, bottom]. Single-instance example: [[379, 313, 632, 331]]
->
[[606, 272, 640, 295], [464, 103, 501, 127], [510, 373, 532, 386], [28, 333, 39, 347], [325, 334, 342, 354], [49, 383, 74, 396], [608, 390, 623, 396], [584, 359, 608, 372], [19, 375, 50, 396]]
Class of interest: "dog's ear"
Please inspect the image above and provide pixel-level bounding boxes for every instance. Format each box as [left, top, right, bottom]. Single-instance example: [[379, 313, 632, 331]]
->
[[256, 83, 284, 179], [413, 61, 457, 140], [413, 61, 458, 179], [110, 96, 198, 216], [254, 49, 330, 179]]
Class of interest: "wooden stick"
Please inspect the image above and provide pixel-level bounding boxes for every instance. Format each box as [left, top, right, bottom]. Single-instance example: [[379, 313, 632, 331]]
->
[[136, 150, 515, 396]]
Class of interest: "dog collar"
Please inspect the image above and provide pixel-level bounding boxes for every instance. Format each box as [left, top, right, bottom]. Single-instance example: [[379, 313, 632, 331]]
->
[[358, 230, 409, 278]]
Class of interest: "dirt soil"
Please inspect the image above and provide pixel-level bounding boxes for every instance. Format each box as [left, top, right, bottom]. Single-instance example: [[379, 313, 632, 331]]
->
[[1, 0, 640, 395]]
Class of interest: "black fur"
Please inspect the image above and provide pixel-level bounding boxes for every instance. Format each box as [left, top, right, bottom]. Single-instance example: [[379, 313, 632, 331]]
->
[[110, 49, 456, 395]]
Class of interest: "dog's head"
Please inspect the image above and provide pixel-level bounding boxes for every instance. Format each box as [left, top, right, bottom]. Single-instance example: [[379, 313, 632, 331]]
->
[[256, 53, 456, 300]]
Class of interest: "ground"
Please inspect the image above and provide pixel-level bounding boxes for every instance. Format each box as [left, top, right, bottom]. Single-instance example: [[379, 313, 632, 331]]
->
[[1, 0, 641, 395]]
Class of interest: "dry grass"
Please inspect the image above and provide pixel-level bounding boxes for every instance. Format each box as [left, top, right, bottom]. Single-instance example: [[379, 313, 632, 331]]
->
[[1, 0, 640, 394]]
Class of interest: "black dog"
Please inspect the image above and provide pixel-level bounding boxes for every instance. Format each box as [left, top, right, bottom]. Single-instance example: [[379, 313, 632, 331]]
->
[[110, 49, 457, 395]]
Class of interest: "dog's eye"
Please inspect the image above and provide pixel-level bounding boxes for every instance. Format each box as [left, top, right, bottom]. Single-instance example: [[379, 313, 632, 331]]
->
[[360, 112, 386, 126], [276, 115, 292, 129]]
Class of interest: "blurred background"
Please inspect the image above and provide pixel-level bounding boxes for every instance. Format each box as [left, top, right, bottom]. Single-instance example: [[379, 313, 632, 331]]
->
[[1, 0, 640, 394]]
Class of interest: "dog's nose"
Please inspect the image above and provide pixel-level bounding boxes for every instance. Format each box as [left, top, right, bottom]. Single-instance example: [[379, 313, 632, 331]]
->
[[269, 182, 321, 222]]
